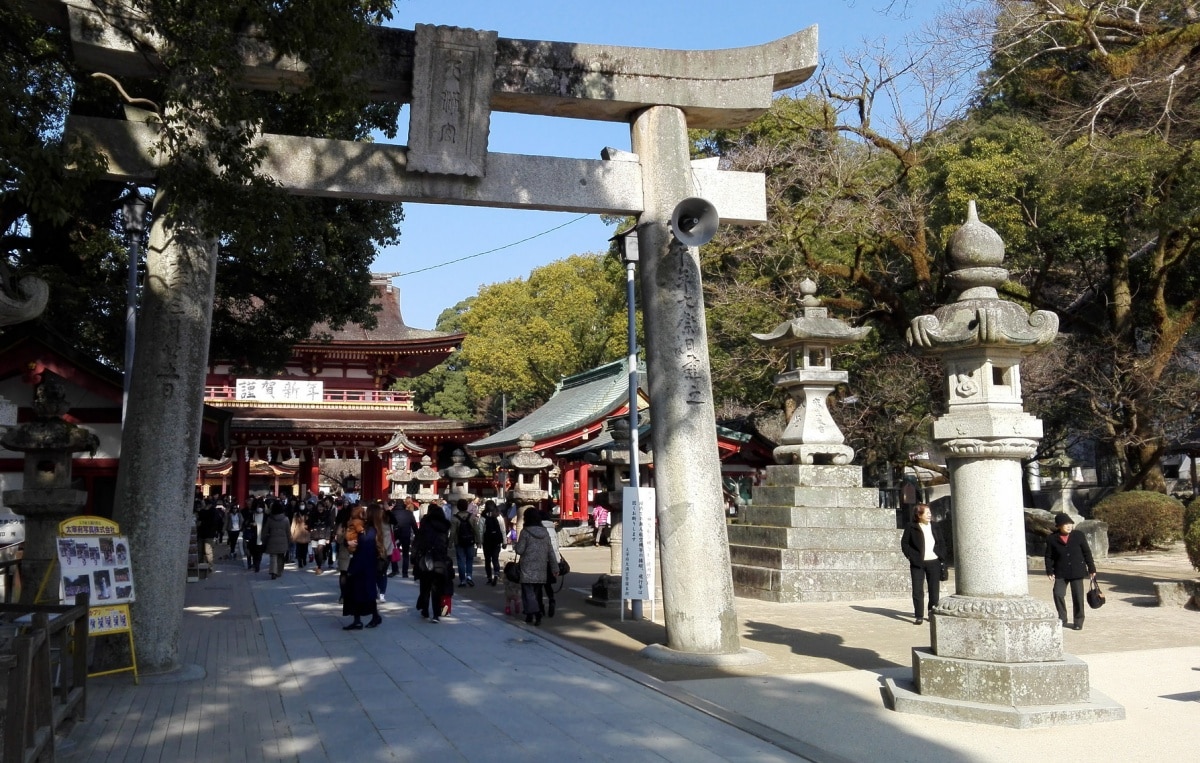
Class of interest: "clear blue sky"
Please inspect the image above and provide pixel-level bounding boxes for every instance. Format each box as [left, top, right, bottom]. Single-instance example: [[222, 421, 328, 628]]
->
[[375, 0, 947, 329]]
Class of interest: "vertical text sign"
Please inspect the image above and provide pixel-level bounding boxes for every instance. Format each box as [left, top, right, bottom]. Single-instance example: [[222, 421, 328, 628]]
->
[[621, 487, 657, 601]]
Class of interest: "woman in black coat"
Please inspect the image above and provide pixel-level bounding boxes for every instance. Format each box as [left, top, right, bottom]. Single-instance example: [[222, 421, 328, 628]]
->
[[900, 503, 947, 625], [412, 504, 453, 622], [1044, 512, 1096, 631], [342, 505, 382, 630]]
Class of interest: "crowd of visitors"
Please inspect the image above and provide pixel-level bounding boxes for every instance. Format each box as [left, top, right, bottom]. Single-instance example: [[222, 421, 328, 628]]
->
[[192, 491, 568, 629]]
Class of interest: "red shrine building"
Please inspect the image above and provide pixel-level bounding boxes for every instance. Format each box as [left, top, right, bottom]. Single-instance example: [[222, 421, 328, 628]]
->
[[199, 274, 488, 505]]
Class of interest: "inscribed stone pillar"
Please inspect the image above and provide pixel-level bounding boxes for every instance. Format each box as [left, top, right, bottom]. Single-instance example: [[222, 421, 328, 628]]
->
[[631, 106, 740, 656], [885, 202, 1123, 727], [113, 189, 219, 672]]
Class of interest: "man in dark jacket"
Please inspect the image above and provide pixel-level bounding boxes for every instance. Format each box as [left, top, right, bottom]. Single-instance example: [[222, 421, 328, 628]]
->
[[1044, 512, 1096, 631]]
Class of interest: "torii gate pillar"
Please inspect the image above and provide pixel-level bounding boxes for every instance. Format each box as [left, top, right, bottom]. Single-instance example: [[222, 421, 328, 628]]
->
[[632, 107, 743, 658]]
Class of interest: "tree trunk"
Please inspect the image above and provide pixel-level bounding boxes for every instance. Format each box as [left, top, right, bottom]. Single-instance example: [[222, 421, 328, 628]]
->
[[1125, 440, 1167, 493], [113, 189, 218, 673]]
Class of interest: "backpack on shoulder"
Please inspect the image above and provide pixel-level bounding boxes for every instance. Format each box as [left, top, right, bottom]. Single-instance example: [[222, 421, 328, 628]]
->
[[456, 516, 476, 548], [483, 515, 504, 546]]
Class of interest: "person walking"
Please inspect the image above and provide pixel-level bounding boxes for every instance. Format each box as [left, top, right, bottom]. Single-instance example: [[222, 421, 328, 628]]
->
[[539, 505, 562, 617], [342, 506, 382, 630], [337, 505, 366, 604], [389, 497, 417, 578], [900, 503, 947, 625], [260, 501, 291, 580], [195, 500, 223, 567], [592, 504, 609, 546], [413, 503, 452, 622], [290, 508, 311, 571], [307, 499, 334, 575], [224, 501, 242, 560], [244, 501, 266, 573], [481, 500, 506, 585], [514, 506, 554, 626], [372, 503, 395, 602], [450, 498, 481, 587], [1045, 512, 1096, 631]]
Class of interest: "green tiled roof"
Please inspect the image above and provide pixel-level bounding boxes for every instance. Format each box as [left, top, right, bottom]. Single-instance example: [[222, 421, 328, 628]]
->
[[467, 358, 645, 453]]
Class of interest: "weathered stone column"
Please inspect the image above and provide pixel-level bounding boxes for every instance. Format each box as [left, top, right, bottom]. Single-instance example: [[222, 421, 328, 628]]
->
[[885, 202, 1123, 727], [631, 106, 743, 658], [113, 189, 219, 672]]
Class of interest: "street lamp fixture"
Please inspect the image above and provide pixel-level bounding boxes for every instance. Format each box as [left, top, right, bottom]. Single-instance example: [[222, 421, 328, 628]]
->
[[610, 224, 644, 619], [121, 193, 148, 429]]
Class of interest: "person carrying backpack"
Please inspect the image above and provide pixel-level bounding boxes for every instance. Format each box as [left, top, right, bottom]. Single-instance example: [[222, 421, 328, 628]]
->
[[450, 499, 481, 587], [481, 499, 507, 585]]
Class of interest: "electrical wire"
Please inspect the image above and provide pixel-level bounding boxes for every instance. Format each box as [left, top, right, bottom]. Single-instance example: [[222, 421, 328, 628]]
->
[[397, 214, 590, 277]]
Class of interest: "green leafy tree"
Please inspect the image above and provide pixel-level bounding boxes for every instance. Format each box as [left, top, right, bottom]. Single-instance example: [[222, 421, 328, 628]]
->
[[693, 90, 953, 477], [3, 1, 400, 371], [693, 3, 1200, 492], [459, 253, 630, 419], [1, 0, 405, 670], [954, 0, 1200, 490]]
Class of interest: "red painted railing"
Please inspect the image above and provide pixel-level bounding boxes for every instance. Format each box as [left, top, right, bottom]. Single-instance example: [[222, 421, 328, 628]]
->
[[204, 387, 414, 405]]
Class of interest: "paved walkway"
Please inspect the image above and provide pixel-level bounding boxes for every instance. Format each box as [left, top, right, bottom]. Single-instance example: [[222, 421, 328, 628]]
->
[[60, 544, 1200, 762]]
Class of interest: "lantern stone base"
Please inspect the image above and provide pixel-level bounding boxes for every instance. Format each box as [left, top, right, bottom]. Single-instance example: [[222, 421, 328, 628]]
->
[[885, 649, 1125, 728], [586, 573, 624, 608], [730, 464, 908, 602]]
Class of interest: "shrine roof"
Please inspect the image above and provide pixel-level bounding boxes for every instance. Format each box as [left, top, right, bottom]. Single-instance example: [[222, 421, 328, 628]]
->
[[227, 405, 485, 435], [467, 358, 646, 454], [299, 276, 462, 347]]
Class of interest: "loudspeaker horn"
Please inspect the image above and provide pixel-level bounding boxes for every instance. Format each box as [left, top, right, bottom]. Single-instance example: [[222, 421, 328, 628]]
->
[[670, 197, 719, 247]]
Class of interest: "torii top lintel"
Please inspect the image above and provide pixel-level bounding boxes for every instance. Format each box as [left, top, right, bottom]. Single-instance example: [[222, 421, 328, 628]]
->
[[62, 2, 817, 129]]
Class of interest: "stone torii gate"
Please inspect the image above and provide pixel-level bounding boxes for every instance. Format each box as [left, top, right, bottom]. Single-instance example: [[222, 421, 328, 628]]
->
[[59, 3, 816, 662]]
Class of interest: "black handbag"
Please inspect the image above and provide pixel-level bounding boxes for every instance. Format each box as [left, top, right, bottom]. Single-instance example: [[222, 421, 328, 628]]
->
[[557, 554, 570, 577], [1086, 578, 1106, 609], [939, 561, 949, 582]]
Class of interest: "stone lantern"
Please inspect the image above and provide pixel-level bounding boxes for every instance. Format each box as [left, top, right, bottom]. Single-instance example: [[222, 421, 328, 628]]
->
[[2, 371, 99, 604], [885, 201, 1122, 726], [440, 448, 478, 502], [508, 433, 552, 505], [752, 278, 870, 465], [409, 454, 441, 504], [730, 282, 903, 603]]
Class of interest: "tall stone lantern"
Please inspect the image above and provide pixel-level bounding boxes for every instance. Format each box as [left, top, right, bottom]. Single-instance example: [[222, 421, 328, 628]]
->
[[753, 278, 870, 465], [440, 448, 478, 503], [885, 202, 1123, 726], [508, 433, 552, 505], [410, 454, 441, 504], [3, 372, 99, 604]]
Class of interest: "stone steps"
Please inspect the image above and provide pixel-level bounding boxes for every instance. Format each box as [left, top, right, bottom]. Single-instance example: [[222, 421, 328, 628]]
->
[[732, 564, 911, 602], [728, 524, 901, 550], [728, 463, 910, 602]]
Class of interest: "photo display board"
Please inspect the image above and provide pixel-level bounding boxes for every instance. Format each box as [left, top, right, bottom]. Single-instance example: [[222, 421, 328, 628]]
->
[[57, 517, 136, 635]]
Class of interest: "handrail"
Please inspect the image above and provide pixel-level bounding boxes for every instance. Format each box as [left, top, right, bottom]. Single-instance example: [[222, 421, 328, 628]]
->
[[0, 593, 89, 762]]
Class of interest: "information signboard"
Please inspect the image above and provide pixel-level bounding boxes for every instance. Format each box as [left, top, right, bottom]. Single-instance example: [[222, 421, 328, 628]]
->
[[621, 487, 657, 606], [57, 517, 139, 681]]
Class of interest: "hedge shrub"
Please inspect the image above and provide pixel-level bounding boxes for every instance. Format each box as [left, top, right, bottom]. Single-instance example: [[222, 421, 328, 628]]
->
[[1092, 491, 1184, 553], [1185, 497, 1200, 571]]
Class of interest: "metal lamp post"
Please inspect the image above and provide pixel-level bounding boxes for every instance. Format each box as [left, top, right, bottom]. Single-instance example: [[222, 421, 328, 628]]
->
[[612, 225, 644, 620], [121, 194, 148, 429]]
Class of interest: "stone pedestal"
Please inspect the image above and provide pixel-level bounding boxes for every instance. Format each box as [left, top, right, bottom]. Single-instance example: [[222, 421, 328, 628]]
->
[[888, 201, 1122, 726], [729, 464, 908, 602], [586, 573, 624, 609]]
